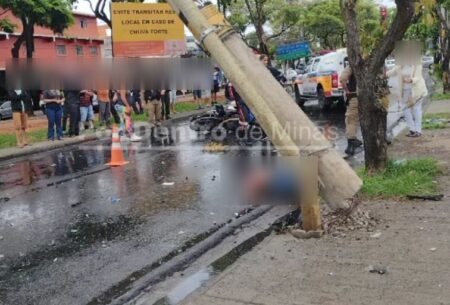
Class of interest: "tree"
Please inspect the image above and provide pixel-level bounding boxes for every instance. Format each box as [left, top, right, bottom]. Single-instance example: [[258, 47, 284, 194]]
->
[[218, 0, 237, 14], [0, 0, 73, 58], [434, 1, 450, 92], [0, 9, 16, 33], [263, 0, 380, 53], [84, 0, 145, 28], [342, 0, 415, 171], [225, 0, 301, 54], [302, 0, 346, 49]]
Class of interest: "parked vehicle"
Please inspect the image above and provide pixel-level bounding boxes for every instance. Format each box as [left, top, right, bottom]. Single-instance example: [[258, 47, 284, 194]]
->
[[279, 68, 298, 81], [295, 49, 347, 110], [0, 101, 13, 120], [422, 56, 434, 69]]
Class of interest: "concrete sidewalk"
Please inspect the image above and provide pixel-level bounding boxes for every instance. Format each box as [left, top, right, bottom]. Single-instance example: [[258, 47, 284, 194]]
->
[[178, 101, 450, 305], [425, 99, 450, 114], [0, 108, 207, 162]]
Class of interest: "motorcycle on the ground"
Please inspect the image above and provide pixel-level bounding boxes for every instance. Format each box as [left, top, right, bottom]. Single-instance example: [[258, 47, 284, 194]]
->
[[189, 102, 240, 134]]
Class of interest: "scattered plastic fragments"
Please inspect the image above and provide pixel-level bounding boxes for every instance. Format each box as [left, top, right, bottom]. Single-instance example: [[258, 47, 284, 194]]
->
[[70, 201, 83, 208], [368, 265, 387, 274], [110, 196, 121, 203], [370, 232, 382, 238], [162, 182, 175, 186]]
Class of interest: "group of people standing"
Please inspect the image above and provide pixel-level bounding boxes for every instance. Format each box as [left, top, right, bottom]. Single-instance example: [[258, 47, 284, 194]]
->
[[340, 49, 428, 155], [193, 67, 224, 109]]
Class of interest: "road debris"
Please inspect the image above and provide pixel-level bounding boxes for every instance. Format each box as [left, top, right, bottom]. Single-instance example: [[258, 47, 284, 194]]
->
[[430, 247, 437, 252], [0, 197, 10, 203], [203, 142, 227, 153], [110, 196, 121, 203], [70, 201, 83, 208], [324, 206, 382, 235], [368, 265, 387, 274], [178, 231, 185, 235], [162, 182, 175, 186], [370, 232, 382, 238], [290, 229, 324, 239], [406, 194, 444, 201]]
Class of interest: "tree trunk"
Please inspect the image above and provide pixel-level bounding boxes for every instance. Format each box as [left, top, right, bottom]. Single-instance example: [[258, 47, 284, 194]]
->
[[358, 83, 388, 171], [25, 21, 35, 58], [443, 33, 450, 93], [11, 32, 25, 58], [343, 0, 414, 171], [255, 23, 269, 54]]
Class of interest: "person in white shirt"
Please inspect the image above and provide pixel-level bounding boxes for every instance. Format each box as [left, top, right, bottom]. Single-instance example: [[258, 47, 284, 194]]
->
[[387, 42, 428, 137]]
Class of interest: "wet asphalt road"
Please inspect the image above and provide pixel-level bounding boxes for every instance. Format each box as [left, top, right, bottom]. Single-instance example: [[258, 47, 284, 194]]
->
[[0, 103, 352, 305]]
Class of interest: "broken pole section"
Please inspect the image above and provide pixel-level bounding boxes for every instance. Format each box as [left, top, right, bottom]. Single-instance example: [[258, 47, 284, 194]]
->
[[166, 0, 362, 210], [299, 156, 322, 231]]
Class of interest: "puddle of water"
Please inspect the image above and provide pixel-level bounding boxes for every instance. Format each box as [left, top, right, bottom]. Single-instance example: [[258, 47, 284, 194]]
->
[[0, 147, 110, 191], [153, 267, 214, 305]]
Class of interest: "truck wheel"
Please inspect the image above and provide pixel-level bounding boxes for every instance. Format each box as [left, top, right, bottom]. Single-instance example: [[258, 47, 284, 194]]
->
[[317, 87, 330, 111], [294, 84, 305, 108], [337, 97, 347, 110]]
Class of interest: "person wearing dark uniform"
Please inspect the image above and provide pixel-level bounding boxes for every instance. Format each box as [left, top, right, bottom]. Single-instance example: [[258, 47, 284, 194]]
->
[[63, 90, 81, 137], [340, 58, 363, 155]]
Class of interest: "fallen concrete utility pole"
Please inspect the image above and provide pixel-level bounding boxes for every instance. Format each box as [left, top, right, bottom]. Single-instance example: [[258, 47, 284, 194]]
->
[[167, 0, 362, 210]]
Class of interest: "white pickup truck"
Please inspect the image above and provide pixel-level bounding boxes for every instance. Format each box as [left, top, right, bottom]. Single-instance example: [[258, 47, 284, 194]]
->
[[295, 49, 347, 111]]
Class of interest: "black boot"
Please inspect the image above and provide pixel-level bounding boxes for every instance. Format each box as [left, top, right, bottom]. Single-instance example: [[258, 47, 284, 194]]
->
[[345, 139, 356, 155]]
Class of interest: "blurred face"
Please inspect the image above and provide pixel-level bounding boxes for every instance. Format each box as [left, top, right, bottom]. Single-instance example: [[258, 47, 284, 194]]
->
[[262, 56, 269, 66], [394, 40, 421, 65]]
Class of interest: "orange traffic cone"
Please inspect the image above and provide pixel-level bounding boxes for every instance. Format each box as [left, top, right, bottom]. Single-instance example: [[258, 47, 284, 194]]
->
[[106, 125, 129, 167]]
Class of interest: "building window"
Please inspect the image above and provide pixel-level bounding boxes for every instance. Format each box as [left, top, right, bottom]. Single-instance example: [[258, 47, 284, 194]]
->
[[76, 45, 84, 56], [80, 19, 88, 28], [56, 45, 67, 56], [90, 46, 98, 56]]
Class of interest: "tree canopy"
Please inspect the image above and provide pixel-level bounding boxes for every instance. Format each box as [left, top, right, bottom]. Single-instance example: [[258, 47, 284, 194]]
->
[[0, 0, 74, 58], [223, 0, 382, 55]]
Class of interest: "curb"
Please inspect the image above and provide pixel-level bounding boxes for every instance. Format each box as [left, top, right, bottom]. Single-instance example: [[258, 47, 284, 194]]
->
[[0, 110, 205, 163], [0, 134, 103, 163], [89, 205, 273, 305]]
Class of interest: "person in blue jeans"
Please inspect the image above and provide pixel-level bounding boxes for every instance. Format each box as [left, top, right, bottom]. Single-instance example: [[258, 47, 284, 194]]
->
[[43, 90, 65, 141]]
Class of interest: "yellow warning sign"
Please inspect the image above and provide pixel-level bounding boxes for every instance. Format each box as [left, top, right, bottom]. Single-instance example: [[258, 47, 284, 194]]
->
[[111, 3, 185, 42]]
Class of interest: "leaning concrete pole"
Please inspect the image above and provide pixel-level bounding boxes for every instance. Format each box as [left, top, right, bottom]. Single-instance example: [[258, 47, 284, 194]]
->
[[167, 0, 362, 210]]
